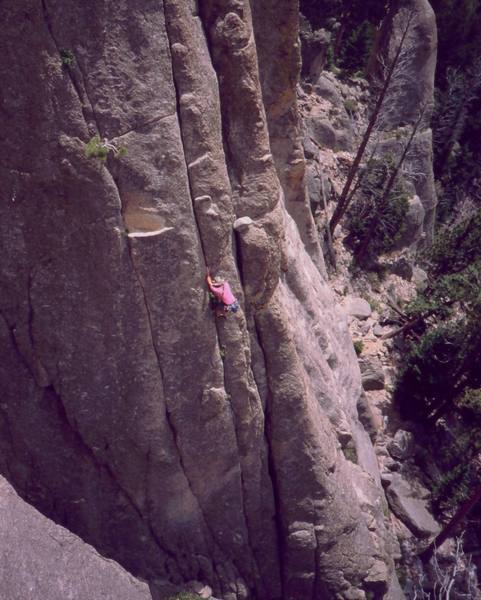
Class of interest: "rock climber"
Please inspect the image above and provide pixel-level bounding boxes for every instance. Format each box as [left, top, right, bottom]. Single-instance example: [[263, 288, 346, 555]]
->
[[206, 270, 239, 317]]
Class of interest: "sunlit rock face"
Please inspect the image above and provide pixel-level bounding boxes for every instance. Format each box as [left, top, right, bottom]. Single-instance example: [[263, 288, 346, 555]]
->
[[0, 1, 401, 598], [0, 476, 153, 600]]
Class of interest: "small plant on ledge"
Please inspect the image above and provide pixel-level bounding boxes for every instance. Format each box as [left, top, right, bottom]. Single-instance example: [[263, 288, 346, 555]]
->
[[85, 135, 127, 161], [60, 48, 75, 68], [353, 340, 364, 356]]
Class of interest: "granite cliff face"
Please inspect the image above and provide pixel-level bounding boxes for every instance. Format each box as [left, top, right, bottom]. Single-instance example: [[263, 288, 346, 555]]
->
[[371, 0, 438, 244], [0, 2, 409, 598], [0, 475, 153, 600]]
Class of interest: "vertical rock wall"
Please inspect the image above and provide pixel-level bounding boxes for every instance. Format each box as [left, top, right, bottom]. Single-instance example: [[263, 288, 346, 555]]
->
[[0, 476, 153, 600], [0, 1, 398, 598], [371, 0, 438, 242]]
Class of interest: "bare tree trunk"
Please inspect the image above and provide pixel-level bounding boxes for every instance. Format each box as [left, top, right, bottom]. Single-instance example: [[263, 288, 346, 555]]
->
[[366, 0, 402, 79], [378, 104, 426, 205], [329, 7, 414, 236], [420, 479, 481, 561], [321, 175, 337, 270], [332, 0, 354, 62], [435, 96, 469, 175], [343, 135, 382, 209], [381, 315, 424, 340], [354, 106, 425, 264]]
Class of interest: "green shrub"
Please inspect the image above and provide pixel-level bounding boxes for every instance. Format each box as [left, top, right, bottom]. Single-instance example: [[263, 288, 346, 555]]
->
[[429, 212, 481, 276], [85, 135, 127, 161], [430, 424, 481, 512], [353, 340, 364, 355], [338, 20, 376, 75], [395, 323, 466, 421], [60, 48, 75, 67], [457, 387, 481, 419], [342, 445, 358, 463], [85, 135, 109, 160], [345, 158, 409, 267], [344, 98, 358, 114]]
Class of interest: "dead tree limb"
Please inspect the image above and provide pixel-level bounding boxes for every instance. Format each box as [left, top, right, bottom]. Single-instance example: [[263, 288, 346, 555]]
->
[[381, 316, 424, 340], [321, 174, 337, 270], [378, 104, 427, 206], [329, 7, 414, 235], [420, 479, 481, 562]]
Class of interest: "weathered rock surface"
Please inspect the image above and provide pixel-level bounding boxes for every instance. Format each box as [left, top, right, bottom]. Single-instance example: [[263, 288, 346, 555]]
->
[[360, 356, 386, 391], [0, 476, 152, 600], [305, 117, 338, 150], [298, 14, 332, 80], [313, 74, 343, 105], [394, 195, 426, 250], [0, 1, 399, 598], [345, 297, 373, 320], [371, 0, 438, 243], [388, 430, 416, 461], [413, 266, 429, 291], [384, 474, 440, 539]]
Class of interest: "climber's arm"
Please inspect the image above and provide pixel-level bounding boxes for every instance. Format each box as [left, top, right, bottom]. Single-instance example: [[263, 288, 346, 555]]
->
[[206, 270, 214, 292]]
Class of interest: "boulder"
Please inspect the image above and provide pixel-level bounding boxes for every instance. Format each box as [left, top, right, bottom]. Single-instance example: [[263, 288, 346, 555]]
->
[[413, 266, 428, 291], [387, 430, 416, 460], [312, 73, 343, 105], [345, 297, 372, 320], [0, 476, 152, 600], [186, 580, 213, 599], [302, 135, 319, 159], [389, 256, 413, 281], [359, 356, 385, 391], [335, 129, 354, 152], [394, 195, 425, 249], [305, 162, 321, 204], [305, 117, 337, 150], [364, 560, 391, 596], [385, 474, 440, 538], [356, 392, 378, 441]]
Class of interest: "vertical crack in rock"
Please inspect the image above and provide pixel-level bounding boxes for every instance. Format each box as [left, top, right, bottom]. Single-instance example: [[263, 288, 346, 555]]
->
[[254, 301, 323, 600], [103, 165, 226, 591], [125, 233, 223, 565], [44, 381, 179, 576], [0, 311, 178, 579], [161, 6, 259, 593], [252, 322, 286, 599], [250, 0, 325, 274], [40, 0, 97, 133], [1, 1, 399, 598], [74, 59, 103, 135], [0, 310, 37, 386], [198, 3, 393, 596], [24, 268, 48, 387], [52, 393, 175, 576], [39, 2, 225, 589], [162, 3, 284, 596]]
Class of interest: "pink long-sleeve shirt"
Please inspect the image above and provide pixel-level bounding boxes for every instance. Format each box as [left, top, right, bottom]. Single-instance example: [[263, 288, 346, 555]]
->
[[210, 281, 236, 305]]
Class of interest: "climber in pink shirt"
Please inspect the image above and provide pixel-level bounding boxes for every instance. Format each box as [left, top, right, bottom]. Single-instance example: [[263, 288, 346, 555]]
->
[[206, 270, 239, 317]]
